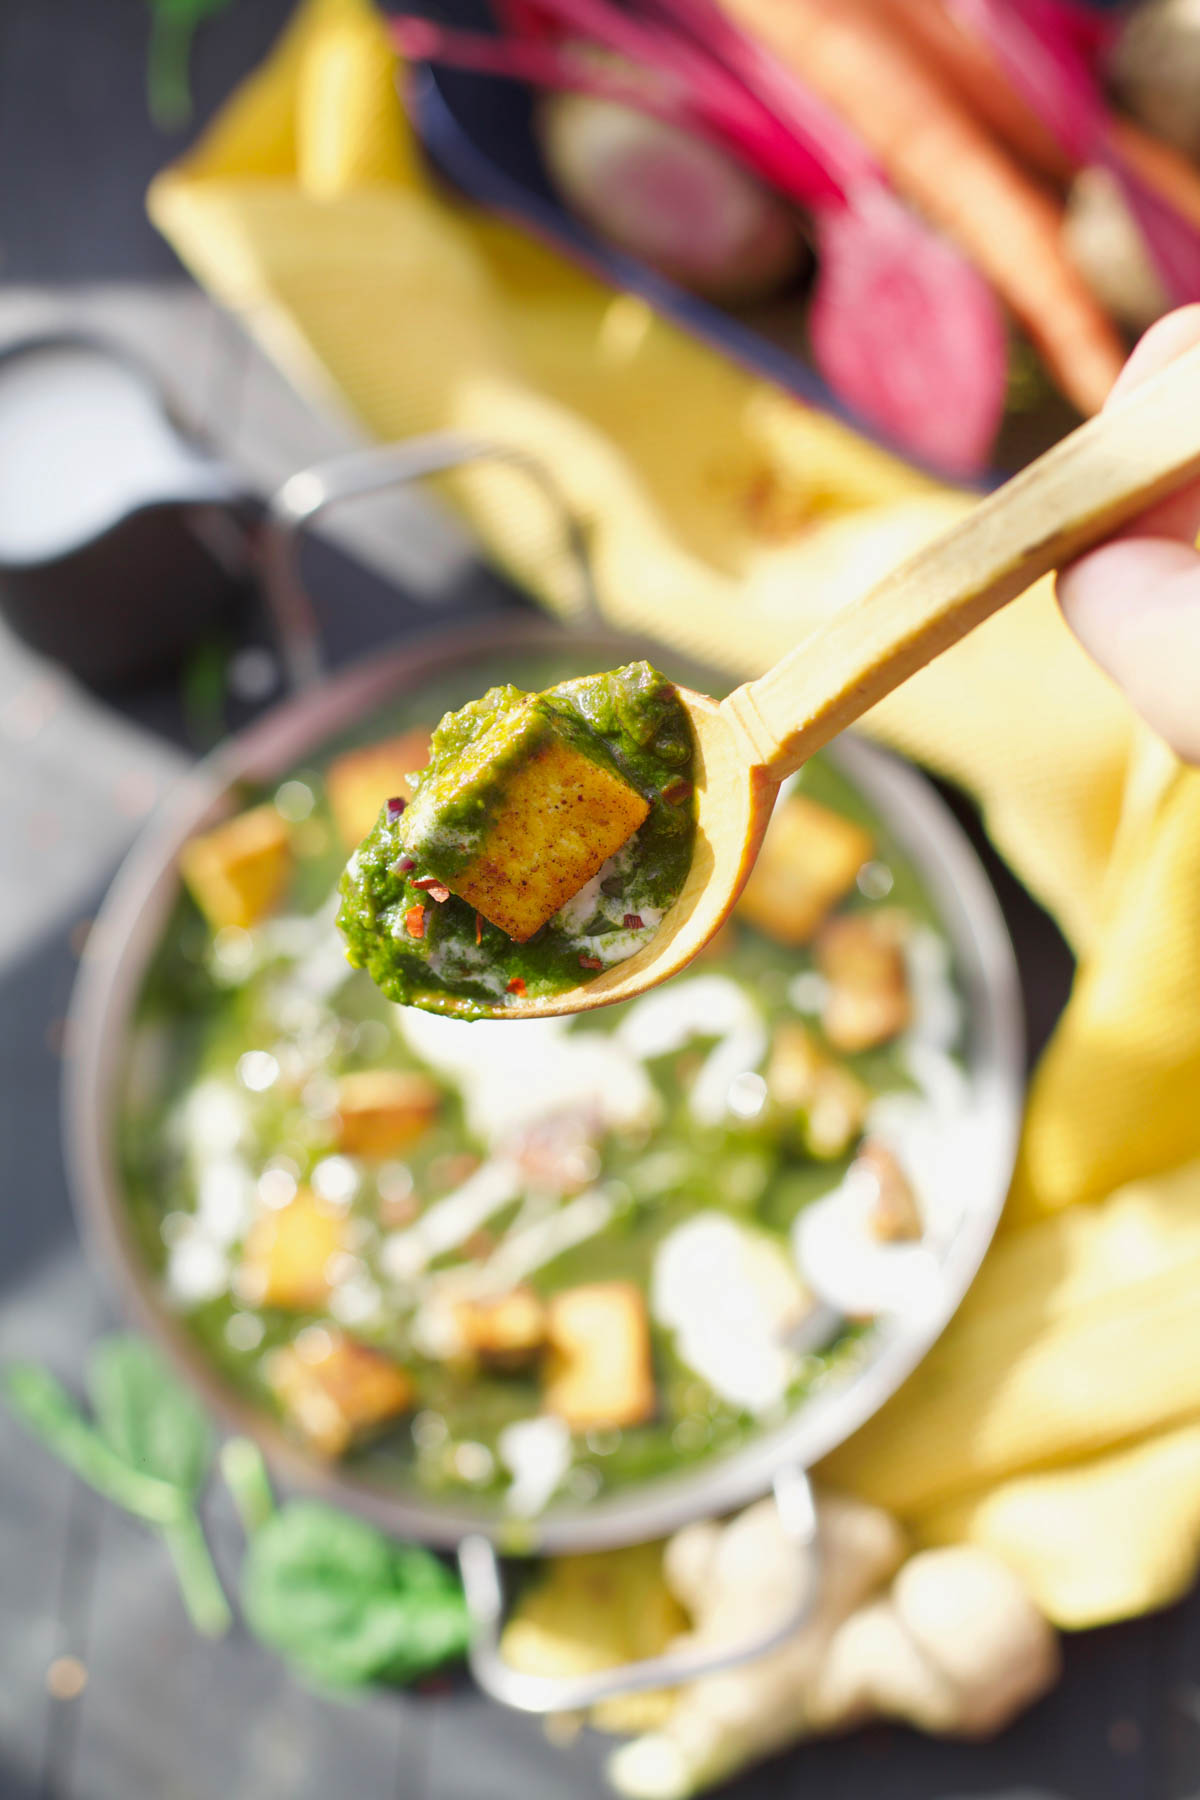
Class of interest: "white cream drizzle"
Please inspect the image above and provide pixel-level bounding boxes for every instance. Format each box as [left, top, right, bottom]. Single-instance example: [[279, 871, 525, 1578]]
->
[[380, 1158, 521, 1282], [396, 1007, 658, 1150], [653, 1214, 809, 1414], [617, 975, 768, 1127], [499, 1416, 572, 1517]]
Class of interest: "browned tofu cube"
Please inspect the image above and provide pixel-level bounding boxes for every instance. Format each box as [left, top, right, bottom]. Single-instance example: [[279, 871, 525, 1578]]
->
[[269, 1330, 414, 1457], [404, 705, 651, 943], [737, 794, 873, 946], [333, 1069, 440, 1157], [857, 1141, 922, 1241], [544, 1282, 655, 1432], [325, 728, 432, 848], [237, 1188, 346, 1311], [180, 804, 291, 931], [766, 1021, 868, 1160], [453, 1287, 546, 1368], [816, 911, 911, 1052]]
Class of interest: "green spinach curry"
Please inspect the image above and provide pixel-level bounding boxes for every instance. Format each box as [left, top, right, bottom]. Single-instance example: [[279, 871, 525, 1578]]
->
[[337, 662, 696, 1018], [120, 652, 969, 1523]]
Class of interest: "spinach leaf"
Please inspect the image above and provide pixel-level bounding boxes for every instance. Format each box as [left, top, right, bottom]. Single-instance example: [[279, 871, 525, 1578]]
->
[[4, 1341, 230, 1637], [3, 1363, 186, 1526], [242, 1501, 471, 1688], [88, 1334, 213, 1497]]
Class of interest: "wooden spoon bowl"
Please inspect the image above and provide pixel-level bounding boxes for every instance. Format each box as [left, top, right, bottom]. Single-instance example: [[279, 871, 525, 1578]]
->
[[497, 340, 1200, 1018]]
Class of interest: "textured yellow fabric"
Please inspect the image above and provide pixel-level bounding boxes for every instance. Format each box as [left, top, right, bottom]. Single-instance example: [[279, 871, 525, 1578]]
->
[[149, 0, 1200, 1628]]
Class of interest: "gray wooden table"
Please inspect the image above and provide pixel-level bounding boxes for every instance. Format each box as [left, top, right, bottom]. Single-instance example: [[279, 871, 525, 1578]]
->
[[1, 6, 1199, 1798]]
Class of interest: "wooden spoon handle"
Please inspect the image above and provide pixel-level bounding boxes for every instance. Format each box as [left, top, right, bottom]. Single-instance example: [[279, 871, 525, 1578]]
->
[[723, 340, 1200, 778]]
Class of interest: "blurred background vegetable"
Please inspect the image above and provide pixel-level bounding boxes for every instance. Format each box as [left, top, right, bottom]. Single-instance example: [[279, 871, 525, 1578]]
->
[[394, 0, 1200, 477]]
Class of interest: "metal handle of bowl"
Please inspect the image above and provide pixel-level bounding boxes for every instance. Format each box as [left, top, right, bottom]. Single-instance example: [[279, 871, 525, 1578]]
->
[[261, 433, 602, 691], [458, 1465, 819, 1714]]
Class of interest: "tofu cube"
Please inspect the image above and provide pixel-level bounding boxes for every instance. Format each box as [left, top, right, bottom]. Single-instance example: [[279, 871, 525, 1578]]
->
[[238, 1188, 346, 1311], [453, 1287, 546, 1368], [326, 728, 432, 848], [544, 1282, 655, 1432], [334, 1069, 440, 1157], [404, 701, 650, 943], [856, 1141, 922, 1242], [269, 1330, 413, 1457], [180, 804, 291, 931], [816, 911, 912, 1052], [766, 1021, 869, 1159], [738, 794, 873, 946]]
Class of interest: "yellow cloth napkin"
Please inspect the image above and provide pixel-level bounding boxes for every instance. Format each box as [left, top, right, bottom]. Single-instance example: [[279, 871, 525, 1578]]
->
[[149, 0, 1200, 1629]]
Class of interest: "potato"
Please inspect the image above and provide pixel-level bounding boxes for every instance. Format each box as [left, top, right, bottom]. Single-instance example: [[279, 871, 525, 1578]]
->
[[737, 794, 873, 946], [269, 1329, 413, 1457], [334, 1069, 440, 1156], [325, 728, 432, 849], [180, 804, 291, 931], [545, 1282, 655, 1431], [238, 1187, 346, 1311], [453, 1287, 546, 1368], [816, 912, 911, 1053]]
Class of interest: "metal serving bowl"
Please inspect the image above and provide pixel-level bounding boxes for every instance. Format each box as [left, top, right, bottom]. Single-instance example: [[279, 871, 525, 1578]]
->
[[64, 437, 1023, 1707], [65, 614, 1022, 1705]]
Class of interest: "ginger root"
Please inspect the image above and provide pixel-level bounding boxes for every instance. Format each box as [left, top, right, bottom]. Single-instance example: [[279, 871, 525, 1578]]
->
[[608, 1495, 1059, 1799]]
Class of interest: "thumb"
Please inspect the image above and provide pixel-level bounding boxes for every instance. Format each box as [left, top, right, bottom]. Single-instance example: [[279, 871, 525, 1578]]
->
[[1056, 305, 1200, 764]]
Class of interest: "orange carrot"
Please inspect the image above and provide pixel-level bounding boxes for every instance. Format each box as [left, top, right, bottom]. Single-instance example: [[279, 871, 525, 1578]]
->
[[869, 0, 1074, 181], [1111, 116, 1200, 238], [877, 0, 1200, 236], [719, 0, 1126, 414]]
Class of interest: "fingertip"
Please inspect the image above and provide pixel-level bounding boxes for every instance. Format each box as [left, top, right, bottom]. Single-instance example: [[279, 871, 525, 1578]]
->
[[1057, 536, 1200, 762], [1106, 305, 1200, 408]]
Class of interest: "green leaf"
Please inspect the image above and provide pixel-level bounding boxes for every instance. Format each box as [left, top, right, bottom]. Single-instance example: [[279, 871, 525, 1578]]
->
[[242, 1502, 471, 1689], [88, 1335, 214, 1498], [6, 1347, 231, 1639], [219, 1437, 276, 1536], [145, 0, 236, 130], [3, 1363, 187, 1526]]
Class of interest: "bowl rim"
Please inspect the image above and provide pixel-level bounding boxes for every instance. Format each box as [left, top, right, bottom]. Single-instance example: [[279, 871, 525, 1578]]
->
[[65, 614, 1024, 1553]]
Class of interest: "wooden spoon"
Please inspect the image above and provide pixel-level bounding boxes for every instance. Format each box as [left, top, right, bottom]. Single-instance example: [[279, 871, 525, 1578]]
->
[[498, 341, 1200, 1017]]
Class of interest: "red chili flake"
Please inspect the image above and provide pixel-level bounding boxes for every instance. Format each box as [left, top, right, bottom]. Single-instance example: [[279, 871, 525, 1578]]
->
[[475, 913, 483, 946], [662, 778, 693, 805], [623, 913, 644, 931], [385, 795, 407, 823], [405, 904, 427, 939], [506, 976, 527, 996], [579, 955, 603, 970], [412, 876, 451, 902]]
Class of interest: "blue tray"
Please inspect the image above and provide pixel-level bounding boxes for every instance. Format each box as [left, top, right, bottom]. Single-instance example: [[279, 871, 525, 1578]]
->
[[408, 58, 1022, 488]]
